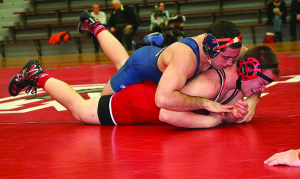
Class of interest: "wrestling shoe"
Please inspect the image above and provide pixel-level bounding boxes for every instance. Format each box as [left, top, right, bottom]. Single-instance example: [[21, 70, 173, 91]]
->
[[78, 10, 104, 35], [8, 59, 44, 96], [143, 32, 164, 46]]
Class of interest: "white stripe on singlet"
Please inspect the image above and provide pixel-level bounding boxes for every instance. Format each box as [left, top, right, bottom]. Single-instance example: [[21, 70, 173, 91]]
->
[[109, 94, 117, 125], [214, 69, 240, 104], [213, 69, 226, 102]]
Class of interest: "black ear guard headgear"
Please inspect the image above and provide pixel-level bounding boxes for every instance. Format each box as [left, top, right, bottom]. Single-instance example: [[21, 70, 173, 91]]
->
[[236, 56, 278, 90], [202, 33, 243, 60]]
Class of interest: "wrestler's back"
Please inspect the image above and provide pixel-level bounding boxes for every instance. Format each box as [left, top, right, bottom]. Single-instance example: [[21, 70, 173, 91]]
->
[[157, 34, 205, 74]]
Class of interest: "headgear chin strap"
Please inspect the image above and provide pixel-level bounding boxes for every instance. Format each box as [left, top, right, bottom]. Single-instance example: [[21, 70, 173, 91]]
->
[[202, 33, 243, 62], [236, 57, 278, 90]]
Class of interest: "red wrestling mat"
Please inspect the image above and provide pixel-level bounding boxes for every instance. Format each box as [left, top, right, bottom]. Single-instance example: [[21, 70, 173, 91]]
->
[[0, 54, 300, 178]]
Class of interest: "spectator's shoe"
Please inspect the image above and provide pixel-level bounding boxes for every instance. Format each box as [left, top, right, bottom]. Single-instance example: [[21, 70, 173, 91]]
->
[[168, 15, 186, 24], [144, 32, 164, 46], [8, 59, 44, 96], [78, 10, 102, 34]]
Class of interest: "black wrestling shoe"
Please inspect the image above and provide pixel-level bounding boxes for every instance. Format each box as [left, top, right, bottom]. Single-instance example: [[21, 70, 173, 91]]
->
[[78, 10, 102, 34], [8, 59, 44, 96]]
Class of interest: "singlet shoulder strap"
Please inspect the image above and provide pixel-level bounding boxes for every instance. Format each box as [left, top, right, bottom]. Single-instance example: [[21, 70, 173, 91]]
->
[[214, 69, 240, 104], [213, 69, 226, 102], [222, 88, 240, 105]]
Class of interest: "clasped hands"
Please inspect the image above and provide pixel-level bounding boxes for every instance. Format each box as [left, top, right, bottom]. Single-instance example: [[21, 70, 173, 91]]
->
[[205, 99, 251, 124]]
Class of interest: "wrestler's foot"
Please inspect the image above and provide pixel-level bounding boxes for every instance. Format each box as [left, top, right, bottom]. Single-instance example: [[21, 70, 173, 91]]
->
[[8, 59, 44, 96], [144, 32, 164, 46], [78, 10, 105, 35]]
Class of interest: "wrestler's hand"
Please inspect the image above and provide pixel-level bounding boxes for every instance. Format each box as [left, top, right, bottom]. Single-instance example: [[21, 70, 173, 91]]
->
[[237, 94, 259, 123], [232, 100, 248, 122], [264, 149, 300, 167], [204, 99, 233, 113], [110, 27, 115, 33]]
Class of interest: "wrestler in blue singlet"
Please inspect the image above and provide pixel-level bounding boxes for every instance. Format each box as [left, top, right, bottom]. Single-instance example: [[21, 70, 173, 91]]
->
[[110, 37, 210, 93]]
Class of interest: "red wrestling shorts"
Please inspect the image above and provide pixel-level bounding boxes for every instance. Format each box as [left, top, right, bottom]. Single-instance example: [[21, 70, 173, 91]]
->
[[98, 81, 163, 125]]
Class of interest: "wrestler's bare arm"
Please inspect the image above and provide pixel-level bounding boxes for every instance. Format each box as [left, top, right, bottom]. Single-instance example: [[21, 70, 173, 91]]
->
[[159, 91, 248, 128], [155, 44, 233, 113], [155, 44, 197, 110], [158, 72, 229, 128], [159, 108, 223, 128]]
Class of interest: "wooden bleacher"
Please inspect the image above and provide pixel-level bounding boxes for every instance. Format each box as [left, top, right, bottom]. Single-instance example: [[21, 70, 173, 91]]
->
[[0, 35, 85, 57], [2, 6, 276, 40], [14, 0, 192, 25], [0, 23, 267, 57], [0, 0, 290, 57]]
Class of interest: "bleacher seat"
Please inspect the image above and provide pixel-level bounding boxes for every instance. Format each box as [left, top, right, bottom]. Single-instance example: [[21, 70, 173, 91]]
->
[[0, 0, 296, 57]]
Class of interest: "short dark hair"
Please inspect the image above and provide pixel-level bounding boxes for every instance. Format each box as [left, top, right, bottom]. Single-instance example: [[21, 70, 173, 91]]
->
[[245, 45, 280, 76], [207, 21, 242, 51]]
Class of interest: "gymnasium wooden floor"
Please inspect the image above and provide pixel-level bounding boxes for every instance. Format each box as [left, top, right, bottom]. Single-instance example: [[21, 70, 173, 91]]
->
[[1, 41, 300, 178]]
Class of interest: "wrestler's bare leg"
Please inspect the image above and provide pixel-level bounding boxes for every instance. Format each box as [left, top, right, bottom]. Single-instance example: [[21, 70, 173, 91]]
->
[[97, 30, 129, 70], [94, 31, 122, 95], [101, 79, 115, 95], [79, 10, 128, 70], [44, 78, 101, 125]]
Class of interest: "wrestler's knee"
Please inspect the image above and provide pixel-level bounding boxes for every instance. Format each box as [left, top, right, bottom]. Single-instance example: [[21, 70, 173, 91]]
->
[[78, 99, 100, 125], [69, 103, 88, 122], [69, 101, 98, 124]]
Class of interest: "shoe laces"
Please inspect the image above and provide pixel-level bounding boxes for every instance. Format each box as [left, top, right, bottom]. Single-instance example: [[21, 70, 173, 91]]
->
[[24, 80, 38, 95], [16, 68, 43, 95], [25, 72, 43, 95]]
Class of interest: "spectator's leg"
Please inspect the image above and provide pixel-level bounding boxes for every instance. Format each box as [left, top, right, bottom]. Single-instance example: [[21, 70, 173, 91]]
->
[[112, 30, 122, 44], [278, 31, 283, 42], [290, 15, 297, 41], [114, 24, 127, 47], [273, 16, 283, 42], [123, 27, 134, 51]]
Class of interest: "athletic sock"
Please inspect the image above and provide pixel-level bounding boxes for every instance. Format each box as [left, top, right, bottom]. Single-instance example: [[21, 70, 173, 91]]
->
[[37, 73, 51, 89], [93, 23, 107, 37]]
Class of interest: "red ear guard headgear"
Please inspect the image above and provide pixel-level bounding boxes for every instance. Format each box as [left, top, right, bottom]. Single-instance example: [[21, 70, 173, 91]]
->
[[236, 56, 278, 90], [202, 33, 243, 59]]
